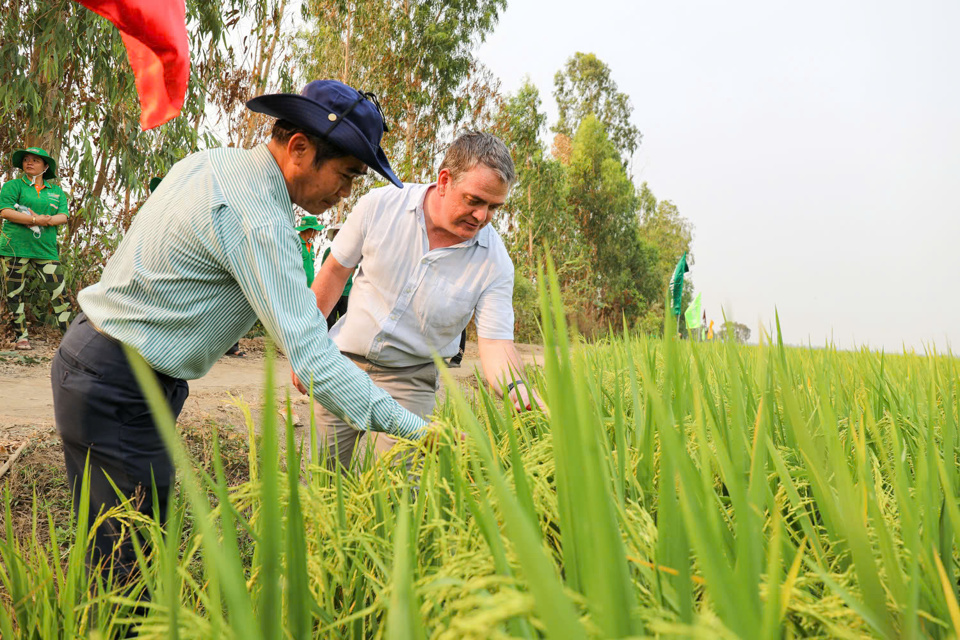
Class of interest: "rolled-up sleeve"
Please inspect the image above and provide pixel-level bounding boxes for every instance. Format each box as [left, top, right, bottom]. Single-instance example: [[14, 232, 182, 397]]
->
[[474, 265, 515, 341], [221, 212, 426, 439]]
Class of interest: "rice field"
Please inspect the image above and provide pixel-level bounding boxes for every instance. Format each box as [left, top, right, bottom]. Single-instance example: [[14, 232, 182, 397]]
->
[[2, 262, 960, 638]]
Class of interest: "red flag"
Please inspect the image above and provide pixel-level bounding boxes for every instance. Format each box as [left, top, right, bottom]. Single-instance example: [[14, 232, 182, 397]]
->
[[73, 0, 189, 130]]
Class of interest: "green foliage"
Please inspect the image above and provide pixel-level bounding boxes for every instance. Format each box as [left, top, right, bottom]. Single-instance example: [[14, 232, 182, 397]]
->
[[638, 182, 695, 298], [296, 0, 506, 185], [5, 268, 960, 637], [0, 0, 266, 299], [553, 52, 641, 163], [511, 271, 540, 344], [567, 115, 660, 325], [2, 2, 695, 340], [494, 80, 575, 271], [494, 69, 693, 339]]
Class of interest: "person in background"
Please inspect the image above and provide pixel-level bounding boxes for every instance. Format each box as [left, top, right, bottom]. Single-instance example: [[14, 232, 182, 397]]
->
[[448, 329, 467, 368], [0, 147, 72, 350], [296, 214, 324, 286], [320, 223, 353, 329], [304, 131, 542, 470]]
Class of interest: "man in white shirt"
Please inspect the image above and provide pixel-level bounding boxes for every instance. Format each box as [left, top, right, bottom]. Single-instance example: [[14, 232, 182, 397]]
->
[[300, 131, 540, 469]]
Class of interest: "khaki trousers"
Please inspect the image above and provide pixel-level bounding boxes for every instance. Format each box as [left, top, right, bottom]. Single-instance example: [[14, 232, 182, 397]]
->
[[316, 353, 438, 470]]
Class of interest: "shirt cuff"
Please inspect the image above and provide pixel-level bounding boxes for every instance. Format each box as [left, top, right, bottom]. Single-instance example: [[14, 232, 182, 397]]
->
[[372, 402, 429, 440]]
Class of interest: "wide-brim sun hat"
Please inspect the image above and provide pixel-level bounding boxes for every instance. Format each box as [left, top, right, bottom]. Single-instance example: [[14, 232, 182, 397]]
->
[[246, 80, 402, 188], [295, 215, 325, 232], [325, 223, 343, 239], [12, 147, 57, 180]]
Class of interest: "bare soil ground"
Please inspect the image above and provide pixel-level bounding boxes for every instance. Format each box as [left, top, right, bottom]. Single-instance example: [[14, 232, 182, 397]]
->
[[0, 336, 543, 476]]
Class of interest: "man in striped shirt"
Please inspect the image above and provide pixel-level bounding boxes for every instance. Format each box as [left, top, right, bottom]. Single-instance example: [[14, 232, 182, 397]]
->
[[51, 81, 427, 580]]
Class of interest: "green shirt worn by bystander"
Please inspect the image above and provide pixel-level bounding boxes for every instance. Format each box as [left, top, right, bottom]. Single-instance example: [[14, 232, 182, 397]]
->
[[295, 214, 324, 287], [301, 237, 316, 287], [0, 175, 69, 260]]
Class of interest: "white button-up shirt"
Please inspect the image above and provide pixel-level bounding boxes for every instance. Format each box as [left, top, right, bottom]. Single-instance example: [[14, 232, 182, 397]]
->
[[329, 182, 515, 367]]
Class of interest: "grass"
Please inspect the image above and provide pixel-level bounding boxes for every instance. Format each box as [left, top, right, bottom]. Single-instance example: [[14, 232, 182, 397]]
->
[[1, 258, 959, 638]]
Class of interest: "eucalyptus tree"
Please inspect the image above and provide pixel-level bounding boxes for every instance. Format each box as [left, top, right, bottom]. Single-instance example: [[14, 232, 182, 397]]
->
[[0, 0, 260, 294], [553, 52, 641, 165], [493, 80, 573, 270], [566, 115, 659, 325], [296, 0, 506, 184], [636, 181, 696, 334]]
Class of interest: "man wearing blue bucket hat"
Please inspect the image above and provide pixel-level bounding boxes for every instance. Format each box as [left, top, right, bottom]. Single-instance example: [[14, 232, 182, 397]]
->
[[51, 80, 430, 580]]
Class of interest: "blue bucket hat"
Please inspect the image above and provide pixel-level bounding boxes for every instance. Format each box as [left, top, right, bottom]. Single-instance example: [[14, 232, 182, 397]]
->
[[247, 80, 402, 188]]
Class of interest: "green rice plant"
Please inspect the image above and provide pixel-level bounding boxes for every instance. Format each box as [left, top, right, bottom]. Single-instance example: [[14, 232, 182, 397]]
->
[[0, 466, 143, 638], [4, 264, 960, 638]]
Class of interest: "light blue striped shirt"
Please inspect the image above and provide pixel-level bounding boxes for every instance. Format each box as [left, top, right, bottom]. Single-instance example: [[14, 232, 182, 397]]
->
[[79, 144, 426, 439]]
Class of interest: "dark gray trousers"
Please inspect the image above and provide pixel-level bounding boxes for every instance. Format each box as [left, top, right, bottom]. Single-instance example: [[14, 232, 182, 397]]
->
[[51, 312, 189, 581]]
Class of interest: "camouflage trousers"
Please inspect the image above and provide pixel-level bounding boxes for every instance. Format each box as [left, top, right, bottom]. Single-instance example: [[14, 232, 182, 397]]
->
[[2, 257, 72, 340]]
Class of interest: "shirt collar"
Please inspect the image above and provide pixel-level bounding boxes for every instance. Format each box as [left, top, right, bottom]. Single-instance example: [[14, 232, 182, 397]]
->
[[410, 182, 490, 249], [20, 174, 47, 189]]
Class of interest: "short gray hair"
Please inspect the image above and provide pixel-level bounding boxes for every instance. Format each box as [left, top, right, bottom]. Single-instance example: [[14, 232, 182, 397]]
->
[[439, 131, 516, 187]]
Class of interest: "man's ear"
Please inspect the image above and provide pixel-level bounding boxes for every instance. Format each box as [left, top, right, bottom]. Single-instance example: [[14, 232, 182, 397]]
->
[[437, 168, 452, 195], [288, 133, 314, 166]]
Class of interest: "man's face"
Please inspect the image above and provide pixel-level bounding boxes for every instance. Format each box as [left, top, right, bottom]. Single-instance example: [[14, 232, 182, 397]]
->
[[22, 153, 47, 178], [299, 228, 318, 243], [286, 136, 368, 215], [435, 164, 509, 241]]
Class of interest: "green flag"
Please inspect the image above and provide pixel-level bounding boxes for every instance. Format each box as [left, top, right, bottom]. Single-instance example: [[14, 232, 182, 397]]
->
[[684, 292, 703, 329], [669, 252, 689, 318]]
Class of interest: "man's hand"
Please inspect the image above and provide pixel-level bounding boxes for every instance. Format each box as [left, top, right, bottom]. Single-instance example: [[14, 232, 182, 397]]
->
[[291, 369, 308, 395], [507, 381, 546, 413], [420, 423, 467, 450], [477, 337, 548, 413]]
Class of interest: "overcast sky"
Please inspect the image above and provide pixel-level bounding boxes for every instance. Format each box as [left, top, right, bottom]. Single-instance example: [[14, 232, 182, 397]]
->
[[475, 0, 960, 352]]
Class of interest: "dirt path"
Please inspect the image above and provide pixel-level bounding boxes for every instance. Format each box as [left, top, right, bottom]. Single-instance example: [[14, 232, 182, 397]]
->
[[0, 338, 544, 442]]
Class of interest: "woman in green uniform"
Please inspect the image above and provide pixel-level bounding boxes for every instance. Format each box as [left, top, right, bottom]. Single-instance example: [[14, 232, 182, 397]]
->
[[0, 147, 72, 350]]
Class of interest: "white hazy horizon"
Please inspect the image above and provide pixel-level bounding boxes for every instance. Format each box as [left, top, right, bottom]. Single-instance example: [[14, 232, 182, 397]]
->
[[476, 0, 960, 353]]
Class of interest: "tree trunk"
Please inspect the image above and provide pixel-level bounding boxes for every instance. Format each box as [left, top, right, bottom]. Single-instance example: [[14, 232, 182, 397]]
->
[[404, 104, 415, 181], [24, 3, 69, 156], [342, 3, 353, 81], [240, 0, 288, 149], [122, 185, 131, 229], [527, 183, 533, 264]]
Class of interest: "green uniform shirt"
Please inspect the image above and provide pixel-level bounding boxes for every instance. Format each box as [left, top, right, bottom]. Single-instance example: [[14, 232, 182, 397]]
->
[[0, 175, 69, 260], [300, 237, 316, 287], [322, 247, 353, 296]]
